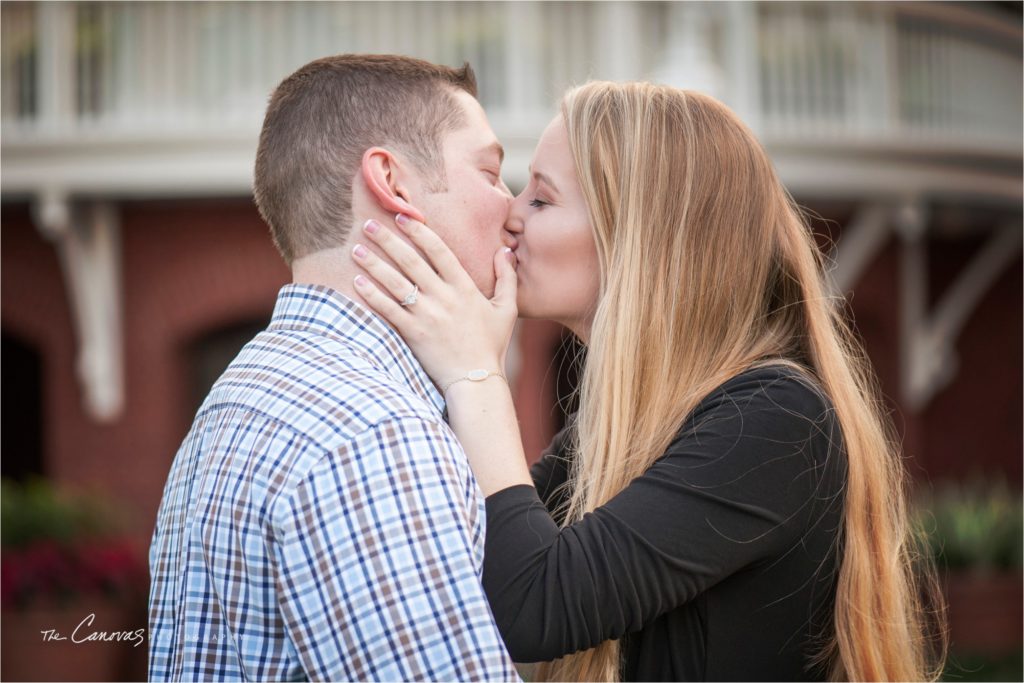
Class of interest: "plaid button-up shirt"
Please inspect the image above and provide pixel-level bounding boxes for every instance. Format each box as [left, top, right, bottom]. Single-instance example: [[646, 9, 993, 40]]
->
[[149, 284, 519, 682]]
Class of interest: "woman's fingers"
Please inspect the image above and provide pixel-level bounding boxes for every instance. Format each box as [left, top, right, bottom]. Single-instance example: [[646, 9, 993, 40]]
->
[[492, 247, 518, 310], [394, 214, 475, 288], [361, 218, 440, 290], [352, 274, 413, 330], [351, 241, 420, 305]]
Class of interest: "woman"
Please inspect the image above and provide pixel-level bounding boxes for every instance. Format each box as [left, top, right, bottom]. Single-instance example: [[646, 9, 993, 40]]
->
[[351, 82, 944, 681]]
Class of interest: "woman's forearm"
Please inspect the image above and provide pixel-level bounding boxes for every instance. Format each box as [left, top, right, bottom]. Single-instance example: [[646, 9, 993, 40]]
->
[[444, 377, 533, 497]]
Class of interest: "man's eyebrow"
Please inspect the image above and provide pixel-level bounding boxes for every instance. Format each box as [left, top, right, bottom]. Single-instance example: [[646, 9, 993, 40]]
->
[[480, 141, 504, 164]]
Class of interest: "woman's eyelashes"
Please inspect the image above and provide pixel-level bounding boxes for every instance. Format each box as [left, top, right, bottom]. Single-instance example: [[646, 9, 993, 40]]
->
[[528, 198, 549, 208]]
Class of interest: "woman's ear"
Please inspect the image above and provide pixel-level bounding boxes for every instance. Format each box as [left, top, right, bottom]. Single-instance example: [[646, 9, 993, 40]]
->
[[360, 147, 427, 223]]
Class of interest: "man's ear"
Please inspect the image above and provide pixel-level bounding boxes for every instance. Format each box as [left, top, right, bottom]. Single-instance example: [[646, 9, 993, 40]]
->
[[360, 147, 427, 223]]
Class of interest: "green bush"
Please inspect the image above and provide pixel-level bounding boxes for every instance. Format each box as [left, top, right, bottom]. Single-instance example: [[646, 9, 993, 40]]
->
[[914, 477, 1023, 573], [0, 478, 120, 548]]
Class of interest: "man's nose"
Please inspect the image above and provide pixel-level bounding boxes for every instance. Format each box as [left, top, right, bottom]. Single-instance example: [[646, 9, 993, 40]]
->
[[503, 189, 528, 235], [505, 195, 524, 235]]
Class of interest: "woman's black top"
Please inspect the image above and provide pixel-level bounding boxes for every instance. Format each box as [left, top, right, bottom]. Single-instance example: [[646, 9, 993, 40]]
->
[[483, 365, 848, 681]]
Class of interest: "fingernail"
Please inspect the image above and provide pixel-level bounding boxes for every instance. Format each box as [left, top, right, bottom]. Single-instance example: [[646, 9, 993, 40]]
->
[[354, 275, 368, 287], [363, 219, 380, 234], [395, 213, 409, 227], [503, 247, 515, 263], [353, 244, 368, 259]]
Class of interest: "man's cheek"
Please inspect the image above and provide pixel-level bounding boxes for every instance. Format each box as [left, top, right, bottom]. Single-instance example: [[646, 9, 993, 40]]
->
[[480, 200, 507, 233]]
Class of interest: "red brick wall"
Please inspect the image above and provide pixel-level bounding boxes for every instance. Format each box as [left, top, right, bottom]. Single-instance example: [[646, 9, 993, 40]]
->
[[848, 234, 1022, 485], [919, 248, 1022, 484], [2, 203, 77, 484], [1, 199, 290, 550]]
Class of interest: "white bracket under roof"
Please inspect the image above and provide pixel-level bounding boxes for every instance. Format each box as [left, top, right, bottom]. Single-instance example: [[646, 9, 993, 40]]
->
[[830, 199, 1022, 413], [897, 205, 1022, 413], [829, 203, 892, 295], [33, 190, 125, 422]]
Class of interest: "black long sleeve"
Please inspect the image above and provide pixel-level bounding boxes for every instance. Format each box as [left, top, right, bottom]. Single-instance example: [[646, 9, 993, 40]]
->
[[483, 366, 846, 681], [528, 422, 574, 525]]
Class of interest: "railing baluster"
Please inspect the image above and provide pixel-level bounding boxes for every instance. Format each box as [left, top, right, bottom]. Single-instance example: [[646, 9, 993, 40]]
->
[[759, 6, 775, 129], [727, 1, 759, 130], [37, 1, 75, 132]]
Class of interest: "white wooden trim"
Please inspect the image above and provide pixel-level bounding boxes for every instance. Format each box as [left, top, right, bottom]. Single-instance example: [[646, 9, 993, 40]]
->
[[33, 195, 125, 422]]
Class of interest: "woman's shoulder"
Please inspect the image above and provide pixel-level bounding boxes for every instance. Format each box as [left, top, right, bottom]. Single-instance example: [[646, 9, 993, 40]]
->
[[664, 364, 846, 493], [694, 363, 834, 423], [673, 363, 842, 462]]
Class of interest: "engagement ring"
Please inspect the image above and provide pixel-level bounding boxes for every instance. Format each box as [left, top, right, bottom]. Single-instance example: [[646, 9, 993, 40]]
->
[[400, 285, 419, 307]]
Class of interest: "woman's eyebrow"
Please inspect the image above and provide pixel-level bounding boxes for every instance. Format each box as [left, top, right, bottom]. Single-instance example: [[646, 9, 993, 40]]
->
[[531, 169, 560, 195]]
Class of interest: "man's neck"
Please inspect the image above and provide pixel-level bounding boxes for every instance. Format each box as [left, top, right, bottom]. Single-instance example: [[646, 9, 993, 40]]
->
[[291, 246, 360, 301], [290, 238, 407, 338]]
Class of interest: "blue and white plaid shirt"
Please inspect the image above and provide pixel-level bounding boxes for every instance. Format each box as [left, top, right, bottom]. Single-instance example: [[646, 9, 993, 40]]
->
[[149, 284, 519, 681]]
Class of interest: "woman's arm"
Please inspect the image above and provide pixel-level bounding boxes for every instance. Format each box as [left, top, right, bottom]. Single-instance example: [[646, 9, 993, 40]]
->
[[529, 424, 574, 522], [443, 378, 532, 497], [482, 372, 846, 662]]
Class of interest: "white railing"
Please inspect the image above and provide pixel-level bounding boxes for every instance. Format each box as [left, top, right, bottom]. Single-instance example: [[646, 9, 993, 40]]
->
[[754, 2, 1022, 154], [1, 1, 621, 137], [2, 1, 1020, 193]]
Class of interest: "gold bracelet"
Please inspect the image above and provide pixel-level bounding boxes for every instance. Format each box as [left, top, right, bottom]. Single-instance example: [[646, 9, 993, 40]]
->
[[441, 369, 508, 397]]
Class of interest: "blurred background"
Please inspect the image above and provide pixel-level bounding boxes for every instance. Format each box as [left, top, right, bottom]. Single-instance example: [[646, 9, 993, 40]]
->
[[1, 1, 1021, 680]]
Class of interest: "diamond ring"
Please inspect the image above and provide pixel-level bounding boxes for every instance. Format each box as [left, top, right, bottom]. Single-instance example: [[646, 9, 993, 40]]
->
[[400, 285, 419, 307]]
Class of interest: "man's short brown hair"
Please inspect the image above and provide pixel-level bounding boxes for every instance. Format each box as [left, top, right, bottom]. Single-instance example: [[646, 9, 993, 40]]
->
[[253, 54, 478, 264]]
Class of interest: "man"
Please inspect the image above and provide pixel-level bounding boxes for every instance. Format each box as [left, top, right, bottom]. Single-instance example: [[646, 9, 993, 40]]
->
[[149, 54, 519, 681]]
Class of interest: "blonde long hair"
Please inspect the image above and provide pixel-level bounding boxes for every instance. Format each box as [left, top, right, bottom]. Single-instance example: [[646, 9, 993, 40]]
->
[[535, 82, 945, 682]]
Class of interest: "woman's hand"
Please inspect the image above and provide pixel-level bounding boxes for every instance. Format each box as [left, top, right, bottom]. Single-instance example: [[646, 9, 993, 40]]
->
[[351, 214, 518, 393]]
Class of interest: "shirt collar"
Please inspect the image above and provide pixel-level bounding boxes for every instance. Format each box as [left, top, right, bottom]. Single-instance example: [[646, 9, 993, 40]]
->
[[267, 283, 445, 416]]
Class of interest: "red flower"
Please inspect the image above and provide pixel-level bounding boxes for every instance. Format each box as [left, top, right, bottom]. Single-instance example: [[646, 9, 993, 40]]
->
[[1, 538, 146, 609]]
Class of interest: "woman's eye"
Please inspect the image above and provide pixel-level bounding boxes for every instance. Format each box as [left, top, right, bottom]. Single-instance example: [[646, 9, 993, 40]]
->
[[529, 198, 548, 208]]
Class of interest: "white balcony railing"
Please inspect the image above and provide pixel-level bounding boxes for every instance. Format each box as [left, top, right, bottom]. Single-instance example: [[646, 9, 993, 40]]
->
[[2, 1, 1020, 196]]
